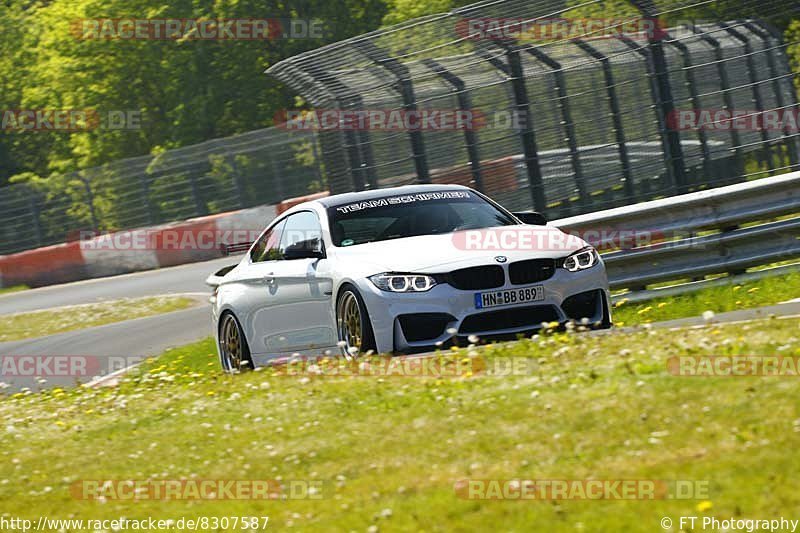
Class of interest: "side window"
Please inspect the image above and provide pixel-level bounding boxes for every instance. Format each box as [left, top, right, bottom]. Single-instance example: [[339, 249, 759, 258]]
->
[[250, 220, 285, 263], [279, 211, 323, 258]]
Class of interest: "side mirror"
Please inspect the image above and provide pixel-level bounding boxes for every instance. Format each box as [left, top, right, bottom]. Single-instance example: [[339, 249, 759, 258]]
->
[[513, 211, 547, 226], [283, 239, 326, 260]]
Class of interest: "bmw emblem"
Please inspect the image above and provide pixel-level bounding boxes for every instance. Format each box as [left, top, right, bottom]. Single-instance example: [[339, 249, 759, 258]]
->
[[494, 255, 507, 263]]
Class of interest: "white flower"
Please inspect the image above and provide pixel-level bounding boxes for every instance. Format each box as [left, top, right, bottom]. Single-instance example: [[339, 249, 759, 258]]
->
[[467, 334, 480, 344], [702, 310, 715, 321], [259, 382, 271, 390]]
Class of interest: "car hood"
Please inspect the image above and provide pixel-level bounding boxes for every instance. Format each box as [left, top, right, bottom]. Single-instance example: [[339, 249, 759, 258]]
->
[[330, 225, 588, 275]]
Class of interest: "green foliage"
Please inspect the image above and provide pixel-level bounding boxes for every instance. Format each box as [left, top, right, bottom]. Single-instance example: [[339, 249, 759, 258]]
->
[[0, 0, 388, 184]]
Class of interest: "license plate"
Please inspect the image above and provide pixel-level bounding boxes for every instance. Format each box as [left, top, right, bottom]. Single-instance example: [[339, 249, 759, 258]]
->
[[474, 285, 544, 309]]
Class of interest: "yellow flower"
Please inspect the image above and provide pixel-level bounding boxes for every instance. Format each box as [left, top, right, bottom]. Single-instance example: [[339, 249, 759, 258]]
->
[[696, 500, 713, 512], [637, 306, 653, 315], [747, 287, 759, 293], [732, 285, 742, 292], [657, 302, 667, 308], [206, 391, 216, 396]]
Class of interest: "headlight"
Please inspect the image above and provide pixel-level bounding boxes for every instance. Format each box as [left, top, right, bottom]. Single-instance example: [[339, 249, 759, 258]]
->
[[369, 273, 437, 292], [563, 247, 600, 272]]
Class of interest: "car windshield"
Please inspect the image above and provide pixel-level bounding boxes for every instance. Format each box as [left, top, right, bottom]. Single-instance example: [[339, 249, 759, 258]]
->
[[328, 190, 517, 247]]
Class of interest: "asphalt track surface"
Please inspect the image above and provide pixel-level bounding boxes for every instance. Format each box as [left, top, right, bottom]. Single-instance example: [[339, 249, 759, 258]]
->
[[1, 255, 799, 393]]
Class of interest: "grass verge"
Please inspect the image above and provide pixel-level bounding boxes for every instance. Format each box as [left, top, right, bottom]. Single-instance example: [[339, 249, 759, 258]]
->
[[1, 318, 799, 530], [0, 295, 198, 342], [613, 270, 800, 326], [0, 284, 29, 296]]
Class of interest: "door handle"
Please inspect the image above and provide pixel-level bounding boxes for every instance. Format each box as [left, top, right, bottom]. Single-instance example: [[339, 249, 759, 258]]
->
[[264, 273, 276, 285]]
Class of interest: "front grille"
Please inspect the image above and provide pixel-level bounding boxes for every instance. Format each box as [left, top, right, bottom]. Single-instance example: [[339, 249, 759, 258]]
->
[[458, 305, 560, 334], [442, 265, 505, 290], [509, 258, 556, 284], [398, 313, 455, 342]]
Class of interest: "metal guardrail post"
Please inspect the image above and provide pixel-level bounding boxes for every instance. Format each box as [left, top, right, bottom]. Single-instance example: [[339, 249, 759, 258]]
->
[[617, 35, 677, 194], [475, 46, 546, 211], [525, 47, 589, 209], [139, 173, 155, 224], [661, 33, 712, 179], [717, 22, 772, 174], [354, 41, 430, 184], [506, 48, 546, 211], [759, 21, 800, 171], [421, 58, 484, 192], [27, 189, 43, 247], [740, 20, 800, 172], [303, 62, 374, 192], [187, 173, 207, 217], [572, 39, 635, 203], [630, 0, 688, 194], [687, 25, 744, 178], [79, 175, 100, 232]]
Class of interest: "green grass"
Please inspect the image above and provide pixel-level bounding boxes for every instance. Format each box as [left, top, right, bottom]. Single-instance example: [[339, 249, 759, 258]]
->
[[2, 318, 799, 530], [0, 284, 28, 296], [613, 270, 800, 326], [0, 295, 198, 342]]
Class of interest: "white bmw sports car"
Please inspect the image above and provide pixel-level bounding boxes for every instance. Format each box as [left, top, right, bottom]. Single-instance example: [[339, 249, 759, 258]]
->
[[207, 184, 611, 371]]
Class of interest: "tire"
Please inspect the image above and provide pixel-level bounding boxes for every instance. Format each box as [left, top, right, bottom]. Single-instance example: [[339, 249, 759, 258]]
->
[[218, 312, 254, 373], [336, 284, 377, 358]]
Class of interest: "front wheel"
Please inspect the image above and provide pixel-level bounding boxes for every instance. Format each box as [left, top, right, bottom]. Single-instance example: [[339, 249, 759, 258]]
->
[[336, 285, 376, 358], [219, 312, 254, 373]]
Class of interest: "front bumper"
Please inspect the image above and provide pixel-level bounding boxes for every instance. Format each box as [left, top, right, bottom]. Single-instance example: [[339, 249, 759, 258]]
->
[[356, 265, 611, 354]]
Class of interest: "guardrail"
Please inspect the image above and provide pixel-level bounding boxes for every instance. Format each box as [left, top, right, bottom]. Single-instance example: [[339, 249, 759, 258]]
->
[[554, 171, 800, 291]]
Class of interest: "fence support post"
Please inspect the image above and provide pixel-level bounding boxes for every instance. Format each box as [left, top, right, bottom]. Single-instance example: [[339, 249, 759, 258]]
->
[[475, 46, 546, 211], [660, 32, 712, 181], [80, 175, 100, 232], [618, 35, 680, 194], [421, 58, 484, 192], [743, 20, 800, 171], [631, 0, 688, 194], [27, 190, 43, 247], [354, 41, 430, 184], [525, 47, 589, 208], [573, 38, 635, 203], [718, 22, 772, 174], [303, 63, 375, 192], [687, 24, 744, 180]]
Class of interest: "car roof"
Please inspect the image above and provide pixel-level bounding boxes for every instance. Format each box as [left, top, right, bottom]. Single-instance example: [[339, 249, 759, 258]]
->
[[315, 184, 472, 208]]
